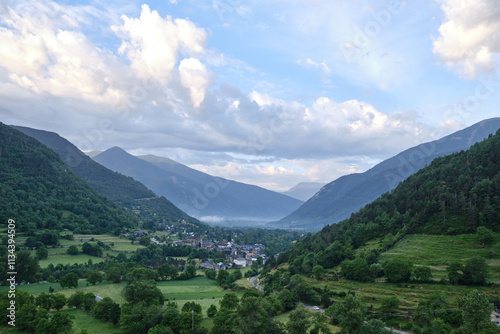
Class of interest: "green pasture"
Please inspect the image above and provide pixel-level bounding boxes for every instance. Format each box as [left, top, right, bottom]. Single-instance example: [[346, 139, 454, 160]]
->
[[157, 277, 244, 316], [302, 234, 500, 313], [379, 233, 500, 282]]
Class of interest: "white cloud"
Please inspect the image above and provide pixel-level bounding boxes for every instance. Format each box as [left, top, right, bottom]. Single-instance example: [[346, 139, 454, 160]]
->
[[179, 58, 210, 107], [433, 0, 500, 79], [111, 4, 207, 86]]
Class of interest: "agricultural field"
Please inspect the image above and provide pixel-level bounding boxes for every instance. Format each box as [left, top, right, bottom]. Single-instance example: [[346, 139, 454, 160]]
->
[[38, 234, 143, 268], [379, 233, 500, 282], [158, 276, 244, 316], [303, 233, 500, 314]]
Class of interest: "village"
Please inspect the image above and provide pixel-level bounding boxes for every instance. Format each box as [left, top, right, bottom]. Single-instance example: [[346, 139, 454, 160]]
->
[[127, 229, 269, 271]]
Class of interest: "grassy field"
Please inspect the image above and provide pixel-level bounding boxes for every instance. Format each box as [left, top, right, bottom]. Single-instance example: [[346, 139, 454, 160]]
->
[[39, 234, 143, 268], [379, 233, 500, 282], [302, 233, 500, 314], [0, 309, 122, 334], [157, 276, 244, 317]]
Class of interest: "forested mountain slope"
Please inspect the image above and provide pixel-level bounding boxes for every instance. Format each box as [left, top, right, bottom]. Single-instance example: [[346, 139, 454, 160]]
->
[[12, 125, 203, 229], [0, 123, 138, 234], [277, 118, 500, 230], [278, 129, 500, 269]]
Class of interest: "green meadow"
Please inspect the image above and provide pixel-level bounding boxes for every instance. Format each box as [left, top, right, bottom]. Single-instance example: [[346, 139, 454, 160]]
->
[[304, 233, 500, 313]]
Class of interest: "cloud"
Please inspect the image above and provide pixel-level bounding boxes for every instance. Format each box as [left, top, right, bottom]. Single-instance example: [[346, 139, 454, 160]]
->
[[179, 58, 210, 107], [0, 0, 459, 192], [0, 3, 127, 105], [433, 0, 500, 79], [112, 4, 207, 86]]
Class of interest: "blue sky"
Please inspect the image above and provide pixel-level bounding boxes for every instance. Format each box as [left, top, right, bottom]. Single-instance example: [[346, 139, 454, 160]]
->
[[1, 0, 499, 191]]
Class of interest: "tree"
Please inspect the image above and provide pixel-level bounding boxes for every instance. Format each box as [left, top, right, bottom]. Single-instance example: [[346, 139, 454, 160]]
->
[[312, 265, 326, 280], [158, 264, 171, 280], [67, 245, 79, 255], [46, 312, 74, 334], [217, 270, 230, 286], [379, 296, 400, 314], [286, 307, 311, 334], [106, 266, 121, 283], [211, 308, 236, 334], [36, 247, 48, 260], [124, 280, 165, 306], [329, 294, 366, 334], [91, 297, 121, 325], [278, 289, 296, 311], [360, 319, 391, 334], [87, 270, 103, 285], [207, 304, 217, 318], [181, 301, 202, 314], [310, 312, 332, 334], [205, 268, 217, 280], [461, 257, 489, 285], [139, 236, 150, 246], [60, 272, 79, 288], [16, 250, 40, 283], [120, 302, 163, 334], [476, 226, 495, 246], [51, 293, 67, 311], [383, 257, 412, 283], [219, 292, 239, 310], [36, 293, 53, 310], [458, 290, 495, 333], [447, 262, 463, 284], [264, 294, 283, 316], [67, 290, 85, 309], [369, 263, 384, 278], [234, 296, 269, 334], [413, 266, 433, 282], [83, 292, 97, 311], [341, 257, 372, 282]]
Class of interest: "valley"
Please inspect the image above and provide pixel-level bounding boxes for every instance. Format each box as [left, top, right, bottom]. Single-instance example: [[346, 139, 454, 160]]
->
[[1, 122, 500, 334]]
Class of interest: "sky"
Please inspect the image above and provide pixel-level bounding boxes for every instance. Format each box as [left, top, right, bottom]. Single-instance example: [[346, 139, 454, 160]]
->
[[0, 0, 499, 192]]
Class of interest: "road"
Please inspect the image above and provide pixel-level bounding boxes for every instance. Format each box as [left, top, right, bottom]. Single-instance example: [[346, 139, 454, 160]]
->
[[249, 274, 263, 291]]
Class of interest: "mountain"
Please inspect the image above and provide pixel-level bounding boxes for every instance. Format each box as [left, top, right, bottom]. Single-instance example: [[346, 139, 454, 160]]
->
[[12, 125, 203, 229], [281, 182, 326, 201], [0, 123, 138, 234], [275, 127, 500, 272], [276, 118, 500, 230], [93, 148, 303, 224]]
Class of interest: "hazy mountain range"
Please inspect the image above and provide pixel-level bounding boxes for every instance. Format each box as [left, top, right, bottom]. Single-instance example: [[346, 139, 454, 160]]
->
[[93, 147, 303, 224], [275, 117, 500, 230]]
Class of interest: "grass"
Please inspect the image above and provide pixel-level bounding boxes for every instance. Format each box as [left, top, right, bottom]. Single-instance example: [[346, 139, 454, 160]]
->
[[379, 233, 500, 282], [39, 254, 105, 268], [40, 234, 142, 268], [301, 233, 500, 314], [157, 276, 244, 317], [62, 309, 121, 333]]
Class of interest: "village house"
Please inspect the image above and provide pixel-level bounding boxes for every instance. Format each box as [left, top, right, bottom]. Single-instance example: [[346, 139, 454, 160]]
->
[[492, 307, 500, 326]]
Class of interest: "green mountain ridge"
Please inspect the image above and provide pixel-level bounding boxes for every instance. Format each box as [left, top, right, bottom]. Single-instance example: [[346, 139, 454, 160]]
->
[[278, 128, 500, 270], [0, 123, 138, 234], [11, 125, 204, 230], [277, 117, 500, 230]]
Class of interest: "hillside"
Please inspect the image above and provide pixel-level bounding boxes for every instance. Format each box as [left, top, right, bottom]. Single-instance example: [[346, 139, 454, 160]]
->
[[278, 128, 500, 271], [93, 148, 303, 223], [12, 126, 203, 229], [276, 117, 500, 230], [0, 123, 138, 234]]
